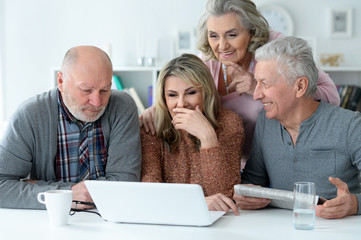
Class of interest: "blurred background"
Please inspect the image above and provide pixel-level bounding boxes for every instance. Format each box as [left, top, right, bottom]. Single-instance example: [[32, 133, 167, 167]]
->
[[0, 0, 360, 136]]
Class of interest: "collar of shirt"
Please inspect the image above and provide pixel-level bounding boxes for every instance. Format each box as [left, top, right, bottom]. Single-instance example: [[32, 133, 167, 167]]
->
[[56, 88, 92, 129]]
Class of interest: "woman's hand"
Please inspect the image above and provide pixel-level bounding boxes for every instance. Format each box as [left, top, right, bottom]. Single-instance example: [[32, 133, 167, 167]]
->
[[139, 106, 156, 135], [206, 193, 239, 215], [172, 106, 218, 148], [226, 62, 257, 96]]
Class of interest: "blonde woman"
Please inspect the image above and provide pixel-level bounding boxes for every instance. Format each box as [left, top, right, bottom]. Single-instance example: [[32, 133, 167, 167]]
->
[[141, 54, 244, 214]]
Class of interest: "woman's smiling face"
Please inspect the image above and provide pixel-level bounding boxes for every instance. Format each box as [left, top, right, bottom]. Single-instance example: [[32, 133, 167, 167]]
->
[[164, 75, 203, 118], [207, 12, 251, 65]]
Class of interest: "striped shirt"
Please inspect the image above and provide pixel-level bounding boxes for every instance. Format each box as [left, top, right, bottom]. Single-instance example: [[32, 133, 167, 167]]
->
[[55, 90, 107, 182]]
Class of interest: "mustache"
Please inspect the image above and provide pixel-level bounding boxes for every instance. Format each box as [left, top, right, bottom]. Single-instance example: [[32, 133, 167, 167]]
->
[[81, 106, 105, 111]]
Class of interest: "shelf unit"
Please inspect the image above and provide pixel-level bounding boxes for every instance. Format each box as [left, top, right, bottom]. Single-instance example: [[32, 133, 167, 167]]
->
[[321, 67, 361, 111], [51, 66, 161, 110], [321, 66, 361, 87], [51, 66, 361, 111], [113, 67, 160, 108]]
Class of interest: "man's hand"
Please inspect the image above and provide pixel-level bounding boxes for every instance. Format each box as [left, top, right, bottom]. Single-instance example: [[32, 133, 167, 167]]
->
[[233, 184, 271, 210], [233, 192, 270, 210], [71, 181, 94, 209], [206, 193, 239, 215], [316, 177, 358, 219], [23, 179, 38, 184]]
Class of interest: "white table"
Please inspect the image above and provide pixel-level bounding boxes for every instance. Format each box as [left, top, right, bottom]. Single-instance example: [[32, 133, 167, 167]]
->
[[0, 208, 359, 240]]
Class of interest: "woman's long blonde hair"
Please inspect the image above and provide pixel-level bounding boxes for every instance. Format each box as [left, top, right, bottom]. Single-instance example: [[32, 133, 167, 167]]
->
[[155, 53, 220, 151]]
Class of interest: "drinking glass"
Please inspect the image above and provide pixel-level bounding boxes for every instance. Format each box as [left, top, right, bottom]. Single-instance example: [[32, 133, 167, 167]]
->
[[293, 182, 317, 230]]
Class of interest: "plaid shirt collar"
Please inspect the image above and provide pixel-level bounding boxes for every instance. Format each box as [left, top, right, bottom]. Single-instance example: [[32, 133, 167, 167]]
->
[[57, 89, 76, 122], [57, 89, 92, 128]]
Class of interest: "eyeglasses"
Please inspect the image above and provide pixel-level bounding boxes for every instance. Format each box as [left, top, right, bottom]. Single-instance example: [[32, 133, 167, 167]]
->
[[69, 200, 101, 217], [72, 200, 96, 208]]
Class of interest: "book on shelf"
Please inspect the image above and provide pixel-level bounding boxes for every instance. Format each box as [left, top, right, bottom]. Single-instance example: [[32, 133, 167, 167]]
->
[[341, 86, 353, 109], [112, 75, 124, 90], [346, 87, 361, 111], [336, 85, 343, 96], [336, 85, 361, 111], [123, 87, 145, 115], [111, 75, 145, 115], [234, 184, 327, 210], [357, 100, 361, 112], [339, 85, 349, 107]]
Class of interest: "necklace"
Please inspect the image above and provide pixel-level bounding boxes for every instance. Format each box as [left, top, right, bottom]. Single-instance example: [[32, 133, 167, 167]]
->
[[222, 64, 230, 94]]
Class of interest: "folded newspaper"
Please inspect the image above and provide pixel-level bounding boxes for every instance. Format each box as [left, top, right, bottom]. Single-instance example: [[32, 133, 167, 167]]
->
[[234, 184, 325, 210]]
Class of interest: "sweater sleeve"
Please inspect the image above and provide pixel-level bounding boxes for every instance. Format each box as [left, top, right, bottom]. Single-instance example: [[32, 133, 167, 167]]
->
[[140, 129, 163, 182], [196, 109, 244, 198], [313, 67, 340, 106], [0, 90, 74, 209], [98, 91, 142, 182]]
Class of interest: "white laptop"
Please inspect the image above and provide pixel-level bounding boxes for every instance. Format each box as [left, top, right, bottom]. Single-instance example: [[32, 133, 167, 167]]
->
[[84, 180, 225, 227]]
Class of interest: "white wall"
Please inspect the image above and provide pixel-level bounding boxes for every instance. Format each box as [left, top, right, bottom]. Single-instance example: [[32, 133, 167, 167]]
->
[[0, 0, 207, 123], [1, 0, 361, 123]]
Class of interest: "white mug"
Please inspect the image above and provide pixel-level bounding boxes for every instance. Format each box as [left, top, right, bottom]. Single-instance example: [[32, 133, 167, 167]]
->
[[37, 190, 73, 227]]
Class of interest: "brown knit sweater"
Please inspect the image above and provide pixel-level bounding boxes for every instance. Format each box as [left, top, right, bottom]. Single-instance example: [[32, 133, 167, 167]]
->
[[141, 108, 244, 198]]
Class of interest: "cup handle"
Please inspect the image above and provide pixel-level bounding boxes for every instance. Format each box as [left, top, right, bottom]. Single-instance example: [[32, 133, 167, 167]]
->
[[37, 192, 46, 204]]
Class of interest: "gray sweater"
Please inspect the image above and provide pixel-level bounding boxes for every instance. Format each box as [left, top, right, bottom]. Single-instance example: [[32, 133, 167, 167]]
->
[[242, 101, 361, 214], [0, 88, 142, 209]]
